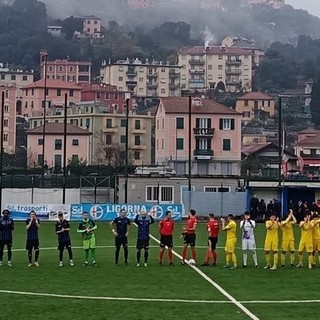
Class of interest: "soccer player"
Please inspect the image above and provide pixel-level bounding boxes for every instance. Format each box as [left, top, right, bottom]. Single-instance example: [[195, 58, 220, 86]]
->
[[134, 210, 154, 267], [201, 213, 219, 266], [181, 209, 197, 265], [221, 214, 237, 269], [55, 212, 74, 267], [312, 213, 320, 266], [77, 211, 97, 267], [26, 210, 40, 267], [296, 214, 314, 269], [280, 209, 296, 268], [110, 208, 131, 265], [264, 213, 280, 270], [240, 211, 258, 268], [159, 211, 175, 266], [0, 209, 14, 267]]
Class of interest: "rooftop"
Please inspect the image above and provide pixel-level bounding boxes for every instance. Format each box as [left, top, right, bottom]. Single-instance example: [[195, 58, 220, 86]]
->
[[238, 92, 274, 101], [23, 79, 82, 90], [178, 46, 252, 56], [27, 123, 91, 135]]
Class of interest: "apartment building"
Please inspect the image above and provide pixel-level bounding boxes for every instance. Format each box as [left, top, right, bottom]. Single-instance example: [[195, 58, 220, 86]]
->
[[100, 58, 181, 98], [236, 92, 275, 123], [0, 85, 17, 154], [21, 79, 82, 117], [178, 46, 253, 93], [82, 15, 102, 37], [155, 97, 242, 175], [28, 102, 153, 166], [40, 49, 92, 84], [27, 123, 91, 170]]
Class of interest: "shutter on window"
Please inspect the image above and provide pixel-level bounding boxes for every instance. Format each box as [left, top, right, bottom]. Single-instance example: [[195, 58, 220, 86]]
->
[[231, 119, 235, 130], [219, 118, 223, 129]]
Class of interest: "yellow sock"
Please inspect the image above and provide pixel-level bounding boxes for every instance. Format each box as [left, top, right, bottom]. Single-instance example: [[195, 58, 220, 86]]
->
[[232, 253, 237, 267], [281, 253, 285, 266], [265, 253, 270, 265], [299, 254, 303, 264], [308, 255, 313, 266], [290, 253, 295, 265], [273, 252, 278, 266]]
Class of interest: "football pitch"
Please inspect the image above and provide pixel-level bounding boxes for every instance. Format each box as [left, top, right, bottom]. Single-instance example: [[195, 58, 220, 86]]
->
[[0, 221, 319, 320]]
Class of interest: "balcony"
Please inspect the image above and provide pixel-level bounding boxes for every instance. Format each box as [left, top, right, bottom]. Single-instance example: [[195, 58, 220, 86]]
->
[[169, 70, 179, 78], [147, 72, 158, 78], [132, 127, 147, 134], [226, 79, 241, 86], [131, 144, 146, 150], [193, 128, 215, 136], [126, 80, 137, 87], [189, 58, 205, 65], [189, 69, 205, 74], [126, 70, 137, 76], [194, 149, 214, 159], [226, 59, 241, 65], [103, 126, 118, 133], [169, 83, 180, 89], [147, 83, 158, 89], [189, 79, 205, 89], [226, 69, 241, 75]]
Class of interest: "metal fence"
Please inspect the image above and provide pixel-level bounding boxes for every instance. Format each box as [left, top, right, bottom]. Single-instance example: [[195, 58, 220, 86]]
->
[[182, 191, 247, 217]]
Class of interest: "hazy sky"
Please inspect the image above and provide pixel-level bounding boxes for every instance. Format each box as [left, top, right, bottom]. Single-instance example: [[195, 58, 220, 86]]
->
[[287, 0, 320, 17]]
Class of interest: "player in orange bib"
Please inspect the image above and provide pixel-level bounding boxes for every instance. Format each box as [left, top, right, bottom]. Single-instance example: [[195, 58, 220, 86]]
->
[[181, 209, 197, 265], [159, 211, 175, 266]]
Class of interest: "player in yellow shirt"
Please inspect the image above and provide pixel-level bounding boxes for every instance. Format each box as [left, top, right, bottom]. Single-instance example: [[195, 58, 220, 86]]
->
[[311, 213, 320, 266], [264, 213, 280, 270], [280, 209, 296, 268], [221, 214, 237, 270], [296, 214, 314, 269]]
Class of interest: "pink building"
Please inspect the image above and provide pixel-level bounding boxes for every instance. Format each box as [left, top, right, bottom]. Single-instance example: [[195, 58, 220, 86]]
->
[[40, 50, 92, 84], [82, 15, 102, 37], [155, 97, 242, 175], [27, 123, 91, 169], [21, 79, 82, 117], [81, 83, 133, 113], [0, 85, 16, 154]]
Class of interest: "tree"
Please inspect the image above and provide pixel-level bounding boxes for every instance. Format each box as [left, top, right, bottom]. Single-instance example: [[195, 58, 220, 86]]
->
[[310, 80, 320, 127]]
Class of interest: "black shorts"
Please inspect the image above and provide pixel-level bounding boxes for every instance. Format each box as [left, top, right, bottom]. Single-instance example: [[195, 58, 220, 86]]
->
[[26, 239, 39, 251], [208, 237, 218, 250], [136, 239, 149, 250], [160, 235, 173, 248], [115, 237, 128, 247], [58, 240, 71, 250], [0, 240, 12, 248], [183, 233, 196, 247]]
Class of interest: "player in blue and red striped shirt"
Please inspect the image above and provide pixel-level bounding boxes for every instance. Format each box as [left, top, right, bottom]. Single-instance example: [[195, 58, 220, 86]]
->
[[0, 209, 14, 267], [26, 210, 40, 267]]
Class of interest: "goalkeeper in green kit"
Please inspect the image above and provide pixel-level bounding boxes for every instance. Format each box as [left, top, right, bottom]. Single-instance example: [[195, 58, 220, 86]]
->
[[77, 211, 98, 267]]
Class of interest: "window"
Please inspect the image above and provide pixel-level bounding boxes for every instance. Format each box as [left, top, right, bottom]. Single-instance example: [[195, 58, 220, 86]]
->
[[119, 76, 123, 81], [3, 119, 8, 127], [204, 186, 230, 192], [4, 105, 9, 113], [218, 65, 223, 70], [69, 66, 74, 72], [72, 139, 79, 146], [22, 75, 28, 81], [114, 93, 119, 100], [120, 135, 126, 144], [223, 139, 231, 151], [120, 119, 126, 127], [0, 74, 5, 80], [69, 90, 74, 97], [106, 119, 112, 128], [11, 75, 16, 80], [218, 55, 223, 60], [106, 134, 112, 145], [243, 111, 251, 117], [204, 186, 217, 192], [176, 138, 184, 150], [37, 154, 43, 165], [146, 186, 173, 203], [3, 133, 7, 142], [139, 77, 143, 82], [134, 151, 140, 160], [135, 120, 141, 129], [135, 136, 141, 145], [176, 117, 184, 129], [59, 66, 63, 72], [208, 75, 212, 80], [244, 99, 248, 106], [161, 89, 166, 94], [71, 154, 79, 162], [254, 101, 258, 110], [85, 118, 90, 128], [219, 118, 235, 130], [55, 139, 62, 150], [57, 89, 62, 96], [45, 88, 49, 96], [55, 154, 62, 168], [208, 65, 212, 70]]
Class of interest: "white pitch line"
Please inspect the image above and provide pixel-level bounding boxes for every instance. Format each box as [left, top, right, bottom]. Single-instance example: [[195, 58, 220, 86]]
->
[[148, 232, 260, 320], [0, 289, 319, 305]]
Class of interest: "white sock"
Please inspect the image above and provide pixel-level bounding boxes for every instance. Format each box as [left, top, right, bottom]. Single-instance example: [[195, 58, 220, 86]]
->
[[252, 251, 258, 266], [243, 251, 247, 265]]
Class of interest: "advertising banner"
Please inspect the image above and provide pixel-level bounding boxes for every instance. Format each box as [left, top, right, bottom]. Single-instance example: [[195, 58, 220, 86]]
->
[[4, 204, 71, 221], [70, 203, 183, 221]]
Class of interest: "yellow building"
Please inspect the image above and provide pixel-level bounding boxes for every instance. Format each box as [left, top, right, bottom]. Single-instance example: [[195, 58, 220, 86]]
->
[[178, 46, 253, 93], [100, 58, 181, 98], [236, 92, 275, 123]]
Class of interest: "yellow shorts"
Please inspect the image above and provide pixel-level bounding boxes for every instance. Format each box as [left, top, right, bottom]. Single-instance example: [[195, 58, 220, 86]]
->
[[298, 241, 313, 253], [282, 240, 295, 252], [264, 239, 278, 252], [225, 238, 236, 253], [313, 239, 320, 252]]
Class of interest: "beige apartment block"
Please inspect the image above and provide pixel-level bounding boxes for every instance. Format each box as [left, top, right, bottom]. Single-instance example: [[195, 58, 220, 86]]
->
[[178, 46, 253, 93], [100, 58, 181, 97], [28, 102, 153, 166], [236, 92, 275, 123]]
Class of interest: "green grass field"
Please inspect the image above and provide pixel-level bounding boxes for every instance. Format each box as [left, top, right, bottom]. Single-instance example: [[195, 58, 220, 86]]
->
[[0, 220, 319, 320]]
